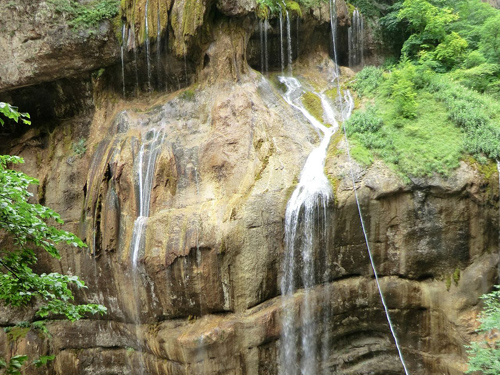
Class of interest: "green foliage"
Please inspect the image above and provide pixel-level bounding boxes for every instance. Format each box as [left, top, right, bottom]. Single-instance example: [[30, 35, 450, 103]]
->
[[0, 355, 28, 375], [433, 31, 468, 68], [72, 138, 87, 157], [348, 64, 468, 177], [479, 14, 500, 63], [397, 0, 458, 59], [451, 63, 500, 93], [381, 61, 418, 118], [429, 75, 500, 159], [0, 155, 107, 321], [0, 103, 30, 126], [349, 66, 383, 97], [349, 0, 500, 175], [32, 355, 55, 368], [346, 106, 383, 135], [255, 0, 308, 19], [466, 287, 500, 374], [5, 326, 30, 343], [301, 92, 323, 124], [348, 0, 379, 18], [47, 0, 119, 33], [285, 0, 302, 17], [0, 105, 106, 374], [463, 50, 486, 69]]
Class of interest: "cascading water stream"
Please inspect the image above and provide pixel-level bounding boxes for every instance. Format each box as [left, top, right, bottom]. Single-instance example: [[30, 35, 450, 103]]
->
[[127, 125, 165, 375], [131, 127, 165, 268], [279, 76, 336, 375]]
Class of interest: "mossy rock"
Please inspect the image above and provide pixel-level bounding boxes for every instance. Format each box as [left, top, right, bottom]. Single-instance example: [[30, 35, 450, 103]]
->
[[301, 91, 324, 124], [121, 0, 170, 46]]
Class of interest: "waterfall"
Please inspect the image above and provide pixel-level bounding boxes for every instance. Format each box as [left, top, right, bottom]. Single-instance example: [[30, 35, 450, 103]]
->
[[329, 0, 341, 101], [279, 9, 285, 73], [156, 2, 162, 90], [279, 76, 336, 375], [131, 127, 165, 268], [286, 9, 292, 73], [264, 19, 269, 73], [121, 23, 127, 97], [260, 20, 264, 73], [131, 29, 140, 95], [296, 17, 299, 61], [348, 9, 364, 68], [145, 0, 152, 92]]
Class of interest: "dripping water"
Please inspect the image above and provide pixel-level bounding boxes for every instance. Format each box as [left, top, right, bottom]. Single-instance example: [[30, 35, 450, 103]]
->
[[264, 19, 269, 73], [286, 9, 293, 74], [279, 8, 285, 73], [132, 30, 140, 95], [329, 0, 341, 98], [157, 2, 162, 90], [145, 0, 152, 92], [348, 8, 364, 68], [121, 23, 127, 97], [260, 19, 264, 73], [296, 17, 299, 61]]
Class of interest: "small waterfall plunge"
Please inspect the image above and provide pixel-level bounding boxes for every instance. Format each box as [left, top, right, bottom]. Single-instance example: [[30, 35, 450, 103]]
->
[[348, 8, 364, 69], [131, 127, 165, 268], [128, 126, 165, 374], [278, 76, 338, 375]]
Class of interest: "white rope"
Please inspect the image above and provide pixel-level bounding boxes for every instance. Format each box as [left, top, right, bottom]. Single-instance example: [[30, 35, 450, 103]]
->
[[341, 92, 410, 375]]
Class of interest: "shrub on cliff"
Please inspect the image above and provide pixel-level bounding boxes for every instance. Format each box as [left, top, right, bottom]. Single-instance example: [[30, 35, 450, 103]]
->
[[0, 103, 106, 372], [466, 287, 500, 374]]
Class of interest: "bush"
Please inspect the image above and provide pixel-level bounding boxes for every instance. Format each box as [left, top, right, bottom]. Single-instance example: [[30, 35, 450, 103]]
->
[[345, 106, 383, 135], [382, 62, 418, 118], [350, 66, 383, 97], [463, 51, 487, 69], [48, 0, 119, 32], [466, 287, 500, 374]]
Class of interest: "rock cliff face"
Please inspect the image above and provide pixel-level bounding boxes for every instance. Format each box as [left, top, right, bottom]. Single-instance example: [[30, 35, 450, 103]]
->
[[0, 1, 498, 375]]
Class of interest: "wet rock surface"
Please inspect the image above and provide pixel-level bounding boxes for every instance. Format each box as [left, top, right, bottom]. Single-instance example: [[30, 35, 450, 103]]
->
[[0, 0, 498, 374]]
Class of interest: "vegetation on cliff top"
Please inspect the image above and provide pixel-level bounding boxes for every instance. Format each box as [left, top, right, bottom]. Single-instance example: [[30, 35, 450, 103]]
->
[[347, 0, 500, 177], [47, 0, 119, 33], [0, 104, 106, 373]]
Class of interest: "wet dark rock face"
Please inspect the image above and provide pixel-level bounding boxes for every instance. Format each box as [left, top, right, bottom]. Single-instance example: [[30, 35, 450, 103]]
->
[[0, 1, 498, 375]]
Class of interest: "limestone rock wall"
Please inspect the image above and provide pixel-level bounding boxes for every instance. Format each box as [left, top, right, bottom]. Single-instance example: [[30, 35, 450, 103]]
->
[[0, 0, 498, 374]]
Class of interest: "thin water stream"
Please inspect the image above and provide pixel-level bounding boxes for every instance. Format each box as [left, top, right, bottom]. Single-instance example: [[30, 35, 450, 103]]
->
[[145, 0, 152, 92], [131, 127, 165, 267], [348, 8, 364, 68], [121, 23, 126, 97]]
